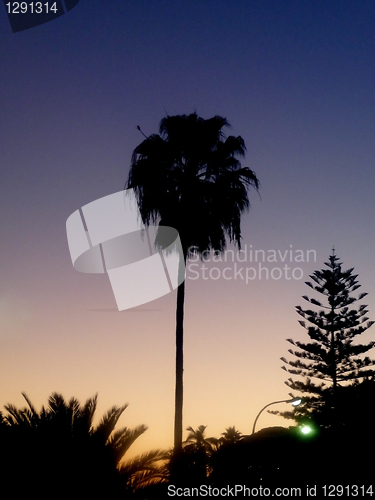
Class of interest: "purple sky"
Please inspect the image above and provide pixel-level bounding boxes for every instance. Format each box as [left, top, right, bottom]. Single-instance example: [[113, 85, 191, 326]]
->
[[1, 0, 375, 458]]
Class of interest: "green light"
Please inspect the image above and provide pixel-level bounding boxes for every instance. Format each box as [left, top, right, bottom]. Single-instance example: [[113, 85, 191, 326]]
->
[[301, 425, 312, 435]]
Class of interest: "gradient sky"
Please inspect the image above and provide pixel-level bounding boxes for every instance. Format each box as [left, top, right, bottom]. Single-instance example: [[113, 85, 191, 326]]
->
[[1, 1, 375, 459]]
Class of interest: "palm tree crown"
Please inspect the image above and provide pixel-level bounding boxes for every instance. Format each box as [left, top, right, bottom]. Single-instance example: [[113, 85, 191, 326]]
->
[[126, 113, 259, 458], [1, 392, 165, 494], [184, 425, 218, 454], [127, 113, 259, 256], [219, 426, 243, 445]]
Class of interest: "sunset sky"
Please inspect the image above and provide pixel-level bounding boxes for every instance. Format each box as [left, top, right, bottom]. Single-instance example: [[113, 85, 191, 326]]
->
[[1, 0, 375, 459]]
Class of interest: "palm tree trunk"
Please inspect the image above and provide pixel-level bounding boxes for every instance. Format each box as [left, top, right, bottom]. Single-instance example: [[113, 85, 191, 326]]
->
[[174, 250, 186, 455], [174, 278, 185, 454]]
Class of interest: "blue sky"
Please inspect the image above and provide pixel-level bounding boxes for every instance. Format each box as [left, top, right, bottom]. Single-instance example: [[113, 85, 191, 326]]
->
[[1, 0, 374, 457]]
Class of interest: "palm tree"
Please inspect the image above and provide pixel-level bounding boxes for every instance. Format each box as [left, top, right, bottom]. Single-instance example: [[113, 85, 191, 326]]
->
[[184, 425, 218, 454], [126, 113, 259, 458], [219, 426, 243, 445], [1, 392, 163, 495], [182, 425, 218, 483], [210, 426, 245, 485]]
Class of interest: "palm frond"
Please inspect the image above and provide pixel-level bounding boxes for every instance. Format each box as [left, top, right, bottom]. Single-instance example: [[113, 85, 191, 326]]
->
[[108, 424, 148, 464], [93, 404, 128, 444], [119, 449, 169, 491]]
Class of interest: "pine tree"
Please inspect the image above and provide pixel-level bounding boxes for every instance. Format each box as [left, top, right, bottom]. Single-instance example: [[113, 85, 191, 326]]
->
[[278, 250, 375, 427]]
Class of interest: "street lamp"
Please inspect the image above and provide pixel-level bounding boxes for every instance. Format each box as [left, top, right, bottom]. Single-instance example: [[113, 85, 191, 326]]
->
[[252, 397, 303, 434]]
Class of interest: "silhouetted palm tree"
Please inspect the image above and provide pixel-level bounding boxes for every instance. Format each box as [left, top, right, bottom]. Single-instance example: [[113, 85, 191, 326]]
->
[[219, 426, 243, 445], [1, 392, 164, 495], [181, 425, 217, 483], [184, 425, 218, 454], [210, 426, 245, 485], [126, 113, 259, 458]]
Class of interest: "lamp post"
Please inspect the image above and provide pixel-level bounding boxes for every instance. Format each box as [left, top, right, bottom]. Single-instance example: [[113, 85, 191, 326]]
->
[[252, 397, 302, 434]]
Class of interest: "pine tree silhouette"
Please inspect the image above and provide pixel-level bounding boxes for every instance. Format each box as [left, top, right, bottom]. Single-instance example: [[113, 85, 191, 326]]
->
[[276, 249, 375, 428]]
